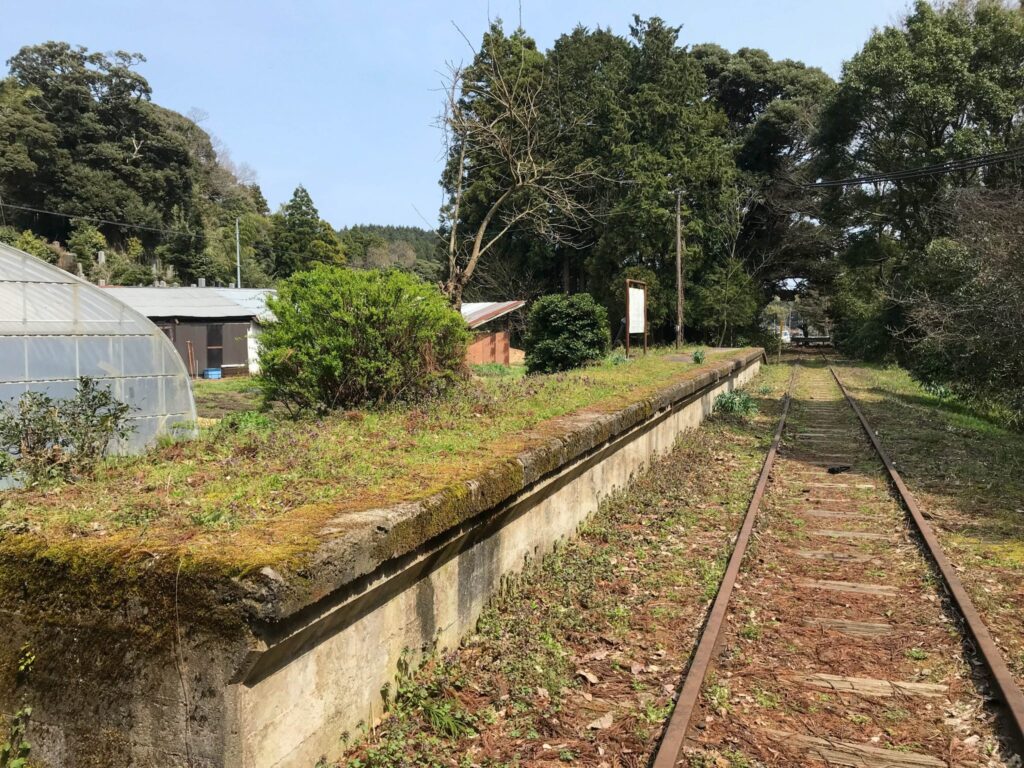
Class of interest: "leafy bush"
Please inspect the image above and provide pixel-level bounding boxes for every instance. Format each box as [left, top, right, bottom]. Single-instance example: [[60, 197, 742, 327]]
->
[[0, 377, 133, 485], [692, 348, 707, 364], [0, 705, 33, 768], [258, 266, 470, 413], [524, 293, 610, 374], [0, 226, 58, 264], [921, 380, 954, 400], [217, 410, 274, 435], [714, 390, 758, 417], [67, 220, 108, 262], [735, 328, 779, 355]]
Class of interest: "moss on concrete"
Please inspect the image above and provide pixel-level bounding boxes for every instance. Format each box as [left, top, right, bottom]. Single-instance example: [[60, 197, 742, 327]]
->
[[0, 348, 755, 578], [0, 349, 760, 616]]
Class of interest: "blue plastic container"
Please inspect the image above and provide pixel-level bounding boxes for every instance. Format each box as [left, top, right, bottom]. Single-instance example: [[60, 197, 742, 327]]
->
[[202, 368, 222, 379]]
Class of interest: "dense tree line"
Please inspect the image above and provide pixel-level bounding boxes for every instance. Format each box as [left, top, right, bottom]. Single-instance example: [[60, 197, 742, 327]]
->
[[0, 43, 434, 286], [440, 16, 834, 345], [0, 43, 270, 284], [812, 0, 1024, 419], [442, 2, 1024, 418], [339, 224, 444, 280], [0, 25, 858, 347], [3, 4, 1023, 419]]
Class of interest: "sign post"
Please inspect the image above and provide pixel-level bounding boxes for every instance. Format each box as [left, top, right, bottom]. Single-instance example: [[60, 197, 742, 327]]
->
[[625, 278, 648, 358]]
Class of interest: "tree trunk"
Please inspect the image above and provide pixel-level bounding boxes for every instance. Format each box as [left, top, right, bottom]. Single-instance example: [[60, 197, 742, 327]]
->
[[444, 277, 465, 312]]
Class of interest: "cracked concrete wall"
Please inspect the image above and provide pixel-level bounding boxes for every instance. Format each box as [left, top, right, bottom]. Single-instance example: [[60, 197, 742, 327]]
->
[[232, 358, 760, 768]]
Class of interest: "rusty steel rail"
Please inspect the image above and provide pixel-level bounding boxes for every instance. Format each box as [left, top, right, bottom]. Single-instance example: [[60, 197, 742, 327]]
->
[[829, 363, 1024, 748], [651, 368, 796, 768], [652, 357, 1024, 765]]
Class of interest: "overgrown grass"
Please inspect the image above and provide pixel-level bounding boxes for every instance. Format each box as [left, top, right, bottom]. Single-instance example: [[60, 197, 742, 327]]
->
[[714, 390, 759, 417], [470, 363, 526, 379], [835, 361, 1024, 682], [0, 347, 753, 572], [191, 376, 261, 419]]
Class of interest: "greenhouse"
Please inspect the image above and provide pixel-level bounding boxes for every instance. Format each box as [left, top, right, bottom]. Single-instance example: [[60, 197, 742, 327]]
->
[[0, 242, 196, 455]]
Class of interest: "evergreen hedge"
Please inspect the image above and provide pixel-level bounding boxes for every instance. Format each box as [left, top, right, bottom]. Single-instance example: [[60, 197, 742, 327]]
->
[[524, 293, 610, 374]]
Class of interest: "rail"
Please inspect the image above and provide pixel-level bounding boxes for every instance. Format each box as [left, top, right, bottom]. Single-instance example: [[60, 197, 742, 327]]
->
[[650, 357, 1024, 766]]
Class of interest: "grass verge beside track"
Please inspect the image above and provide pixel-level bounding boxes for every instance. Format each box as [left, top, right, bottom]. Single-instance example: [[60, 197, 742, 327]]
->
[[834, 361, 1024, 688]]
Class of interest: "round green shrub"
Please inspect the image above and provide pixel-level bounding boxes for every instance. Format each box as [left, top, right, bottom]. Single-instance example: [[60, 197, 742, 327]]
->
[[258, 266, 470, 412], [524, 293, 610, 374]]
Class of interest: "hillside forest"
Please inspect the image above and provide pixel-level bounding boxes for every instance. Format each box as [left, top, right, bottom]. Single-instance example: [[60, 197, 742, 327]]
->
[[1, 2, 1023, 418]]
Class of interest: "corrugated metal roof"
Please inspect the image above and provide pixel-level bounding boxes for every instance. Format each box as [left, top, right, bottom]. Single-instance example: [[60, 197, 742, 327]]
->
[[103, 287, 259, 320], [213, 288, 276, 322], [461, 301, 526, 329], [105, 288, 516, 327]]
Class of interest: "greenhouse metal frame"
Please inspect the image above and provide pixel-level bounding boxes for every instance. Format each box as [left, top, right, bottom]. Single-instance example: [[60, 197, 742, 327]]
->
[[0, 242, 196, 456]]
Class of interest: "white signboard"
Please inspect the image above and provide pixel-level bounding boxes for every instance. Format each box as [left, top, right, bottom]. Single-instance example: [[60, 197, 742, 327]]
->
[[627, 286, 646, 334]]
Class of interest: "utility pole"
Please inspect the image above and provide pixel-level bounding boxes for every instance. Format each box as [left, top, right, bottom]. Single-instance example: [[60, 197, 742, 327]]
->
[[675, 188, 685, 348], [235, 218, 242, 289]]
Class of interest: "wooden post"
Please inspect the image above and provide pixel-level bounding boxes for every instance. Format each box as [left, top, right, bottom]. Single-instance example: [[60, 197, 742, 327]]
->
[[644, 284, 649, 354], [675, 189, 684, 349], [625, 280, 631, 358]]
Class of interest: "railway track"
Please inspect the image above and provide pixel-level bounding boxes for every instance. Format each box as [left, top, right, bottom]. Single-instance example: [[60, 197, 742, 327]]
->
[[652, 359, 1024, 767]]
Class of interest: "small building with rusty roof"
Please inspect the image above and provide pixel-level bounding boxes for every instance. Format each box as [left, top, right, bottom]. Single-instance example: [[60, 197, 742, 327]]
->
[[461, 300, 525, 365]]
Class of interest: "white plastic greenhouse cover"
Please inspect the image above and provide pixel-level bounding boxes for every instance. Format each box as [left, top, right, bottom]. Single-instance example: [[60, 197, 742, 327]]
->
[[0, 242, 197, 454]]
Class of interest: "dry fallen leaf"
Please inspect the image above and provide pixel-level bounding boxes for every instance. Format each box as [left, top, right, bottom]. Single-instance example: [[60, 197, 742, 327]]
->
[[587, 712, 614, 730], [576, 668, 599, 684]]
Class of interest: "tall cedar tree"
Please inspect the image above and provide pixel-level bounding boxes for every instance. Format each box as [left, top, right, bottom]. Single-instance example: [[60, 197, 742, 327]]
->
[[270, 185, 345, 276]]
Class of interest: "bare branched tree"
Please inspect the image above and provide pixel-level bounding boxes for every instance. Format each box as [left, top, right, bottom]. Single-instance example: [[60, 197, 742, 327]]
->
[[893, 188, 1024, 419], [438, 29, 599, 308]]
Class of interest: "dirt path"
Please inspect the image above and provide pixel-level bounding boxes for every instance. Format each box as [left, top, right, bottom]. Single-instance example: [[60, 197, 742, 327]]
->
[[686, 362, 1012, 767]]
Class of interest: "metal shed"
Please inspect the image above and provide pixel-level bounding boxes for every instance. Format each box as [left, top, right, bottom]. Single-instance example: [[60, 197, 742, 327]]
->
[[0, 243, 196, 455], [103, 287, 274, 376]]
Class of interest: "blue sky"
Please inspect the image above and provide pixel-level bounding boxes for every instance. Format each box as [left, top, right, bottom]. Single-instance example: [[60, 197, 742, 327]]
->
[[2, 0, 911, 228]]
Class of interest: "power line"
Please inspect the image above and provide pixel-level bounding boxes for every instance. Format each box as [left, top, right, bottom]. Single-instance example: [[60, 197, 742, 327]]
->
[[0, 200, 199, 238], [803, 146, 1024, 189]]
